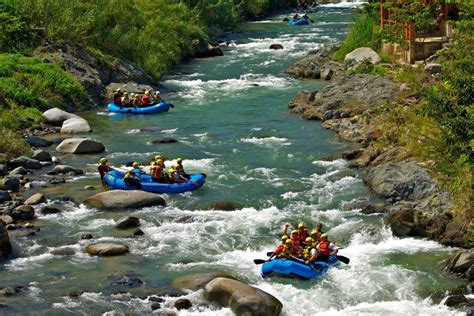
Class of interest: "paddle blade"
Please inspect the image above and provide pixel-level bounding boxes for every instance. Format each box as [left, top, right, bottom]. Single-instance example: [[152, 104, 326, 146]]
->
[[170, 103, 175, 108], [254, 259, 267, 265], [336, 255, 350, 264], [266, 252, 273, 257]]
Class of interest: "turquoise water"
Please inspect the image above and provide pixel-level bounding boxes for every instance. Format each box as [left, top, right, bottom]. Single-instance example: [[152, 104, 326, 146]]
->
[[1, 5, 464, 315]]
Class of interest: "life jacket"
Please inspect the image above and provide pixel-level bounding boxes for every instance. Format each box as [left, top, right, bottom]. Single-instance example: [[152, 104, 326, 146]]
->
[[142, 95, 151, 106], [298, 229, 309, 244], [290, 236, 301, 248], [278, 245, 293, 259], [98, 164, 110, 177], [168, 168, 177, 179], [317, 241, 332, 255], [150, 164, 164, 178], [303, 246, 314, 260]]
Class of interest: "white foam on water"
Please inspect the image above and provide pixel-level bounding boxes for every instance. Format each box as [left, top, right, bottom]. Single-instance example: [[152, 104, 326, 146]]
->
[[321, 1, 367, 8], [162, 128, 178, 134], [125, 129, 140, 134], [312, 158, 347, 168], [6, 252, 55, 271], [240, 136, 291, 147], [165, 158, 215, 173], [281, 191, 299, 200]]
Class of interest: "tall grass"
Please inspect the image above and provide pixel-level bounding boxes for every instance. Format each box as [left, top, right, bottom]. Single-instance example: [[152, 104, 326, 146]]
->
[[333, 15, 381, 61]]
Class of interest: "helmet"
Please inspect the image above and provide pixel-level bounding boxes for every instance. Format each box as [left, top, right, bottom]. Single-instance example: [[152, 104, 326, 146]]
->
[[130, 93, 135, 97], [155, 90, 161, 95], [177, 158, 183, 163], [132, 162, 139, 168], [298, 223, 304, 228], [310, 230, 318, 235], [321, 233, 328, 239], [123, 91, 128, 96], [156, 159, 163, 164], [305, 237, 313, 243], [116, 88, 121, 92], [155, 155, 162, 161], [291, 230, 298, 235], [99, 158, 107, 165], [172, 163, 180, 169], [285, 239, 293, 244], [145, 90, 150, 95], [128, 167, 134, 172], [281, 235, 288, 241]]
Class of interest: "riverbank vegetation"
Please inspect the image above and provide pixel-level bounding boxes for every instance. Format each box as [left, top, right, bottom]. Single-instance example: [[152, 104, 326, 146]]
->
[[0, 0, 297, 158], [336, 1, 473, 241]]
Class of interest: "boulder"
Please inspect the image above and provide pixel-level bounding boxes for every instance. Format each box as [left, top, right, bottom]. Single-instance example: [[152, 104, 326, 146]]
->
[[60, 118, 92, 134], [172, 272, 236, 291], [191, 39, 224, 58], [133, 228, 144, 236], [31, 149, 52, 162], [152, 138, 178, 144], [115, 216, 140, 229], [11, 205, 35, 220], [43, 108, 80, 126], [1, 177, 20, 192], [8, 156, 42, 169], [269, 44, 284, 50], [0, 191, 12, 203], [56, 138, 105, 154], [9, 167, 27, 176], [424, 63, 441, 75], [25, 136, 53, 147], [0, 164, 6, 176], [344, 47, 381, 66], [40, 205, 61, 214], [52, 165, 84, 175], [84, 190, 166, 210], [363, 163, 437, 200], [174, 299, 192, 310], [25, 193, 46, 205], [85, 243, 129, 256], [442, 295, 468, 307], [0, 221, 12, 261], [321, 68, 334, 80], [0, 215, 13, 225], [204, 277, 282, 316], [445, 250, 474, 275]]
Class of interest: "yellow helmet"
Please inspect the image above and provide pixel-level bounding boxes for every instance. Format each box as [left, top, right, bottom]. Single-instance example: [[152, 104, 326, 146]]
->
[[154, 155, 162, 161], [305, 237, 313, 243], [99, 158, 107, 165], [298, 223, 304, 228], [127, 167, 134, 173], [291, 230, 298, 235], [172, 164, 180, 169], [321, 233, 328, 239], [281, 235, 288, 241], [132, 162, 139, 168], [177, 158, 183, 163], [145, 90, 150, 95], [311, 230, 318, 235], [156, 159, 163, 164], [285, 239, 293, 244]]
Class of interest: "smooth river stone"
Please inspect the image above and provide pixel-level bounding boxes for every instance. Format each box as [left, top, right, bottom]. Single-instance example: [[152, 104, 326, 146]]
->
[[85, 243, 129, 256], [84, 190, 166, 210]]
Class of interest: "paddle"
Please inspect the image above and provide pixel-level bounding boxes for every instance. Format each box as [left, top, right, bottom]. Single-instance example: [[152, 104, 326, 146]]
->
[[254, 259, 267, 265], [266, 251, 350, 264]]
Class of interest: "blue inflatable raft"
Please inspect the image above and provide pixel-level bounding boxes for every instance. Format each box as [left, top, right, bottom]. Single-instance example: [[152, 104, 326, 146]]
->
[[107, 102, 171, 114], [104, 169, 206, 194], [288, 18, 309, 26], [261, 256, 339, 280]]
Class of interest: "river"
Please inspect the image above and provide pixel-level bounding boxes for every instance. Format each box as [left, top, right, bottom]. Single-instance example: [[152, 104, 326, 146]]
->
[[1, 3, 465, 315]]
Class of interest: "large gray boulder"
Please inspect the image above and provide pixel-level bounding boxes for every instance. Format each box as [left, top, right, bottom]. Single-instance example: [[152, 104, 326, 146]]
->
[[56, 138, 105, 154], [9, 156, 42, 169], [61, 118, 92, 134], [84, 190, 166, 210], [86, 243, 129, 256], [445, 250, 474, 275], [0, 221, 12, 262], [204, 277, 282, 316], [191, 38, 224, 58], [364, 163, 437, 200], [43, 108, 80, 126], [1, 177, 20, 192], [344, 47, 381, 66], [31, 149, 52, 162], [52, 165, 84, 175], [25, 193, 46, 205], [11, 205, 35, 220], [172, 272, 236, 291]]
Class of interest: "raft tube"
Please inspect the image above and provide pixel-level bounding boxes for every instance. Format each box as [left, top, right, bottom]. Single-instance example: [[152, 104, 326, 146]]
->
[[104, 169, 205, 194], [261, 255, 339, 280], [107, 102, 171, 114], [288, 18, 309, 26]]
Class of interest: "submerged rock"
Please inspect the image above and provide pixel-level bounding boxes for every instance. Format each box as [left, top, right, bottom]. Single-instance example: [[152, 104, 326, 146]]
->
[[174, 298, 192, 310], [269, 44, 284, 50], [204, 277, 282, 316], [56, 138, 105, 154], [84, 190, 166, 210], [86, 242, 129, 256], [40, 205, 61, 214], [206, 200, 238, 211], [152, 138, 178, 144], [43, 108, 80, 126], [115, 216, 140, 229]]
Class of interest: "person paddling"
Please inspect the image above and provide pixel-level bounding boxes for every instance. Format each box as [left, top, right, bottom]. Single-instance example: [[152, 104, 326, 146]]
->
[[168, 165, 187, 183], [113, 88, 123, 108], [124, 168, 141, 188], [141, 90, 151, 107], [98, 157, 112, 189], [267, 235, 289, 261], [316, 233, 338, 262], [150, 160, 166, 183], [175, 158, 190, 179]]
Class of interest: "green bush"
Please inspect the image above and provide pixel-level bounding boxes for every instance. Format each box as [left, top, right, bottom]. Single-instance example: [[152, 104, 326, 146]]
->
[[0, 127, 30, 158], [333, 15, 382, 61]]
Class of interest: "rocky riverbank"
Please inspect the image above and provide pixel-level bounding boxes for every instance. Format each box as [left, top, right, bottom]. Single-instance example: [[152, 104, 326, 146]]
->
[[286, 45, 473, 304]]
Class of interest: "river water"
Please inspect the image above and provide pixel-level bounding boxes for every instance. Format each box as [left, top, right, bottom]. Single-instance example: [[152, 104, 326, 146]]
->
[[2, 4, 465, 315]]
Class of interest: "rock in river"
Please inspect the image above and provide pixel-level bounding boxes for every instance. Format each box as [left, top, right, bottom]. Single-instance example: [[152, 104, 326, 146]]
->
[[0, 191, 12, 203], [172, 272, 236, 290], [86, 243, 129, 256], [269, 44, 284, 50], [56, 138, 105, 154], [60, 118, 92, 134], [0, 221, 12, 261], [1, 177, 20, 192], [9, 156, 42, 169], [43, 107, 80, 126], [25, 136, 53, 148], [84, 190, 166, 210], [52, 165, 84, 175], [11, 205, 35, 220], [25, 193, 46, 205], [204, 277, 282, 316], [115, 216, 140, 229], [31, 149, 52, 162]]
